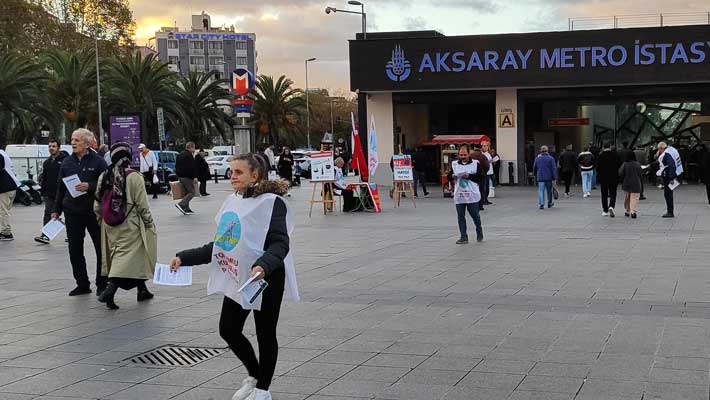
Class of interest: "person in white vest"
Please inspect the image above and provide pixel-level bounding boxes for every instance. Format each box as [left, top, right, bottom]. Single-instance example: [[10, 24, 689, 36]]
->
[[448, 144, 484, 244], [481, 140, 495, 204], [0, 148, 21, 241], [169, 153, 297, 400], [656, 141, 683, 218]]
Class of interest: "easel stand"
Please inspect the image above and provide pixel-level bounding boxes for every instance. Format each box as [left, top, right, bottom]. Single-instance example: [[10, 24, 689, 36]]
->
[[393, 180, 416, 208], [309, 181, 337, 217]]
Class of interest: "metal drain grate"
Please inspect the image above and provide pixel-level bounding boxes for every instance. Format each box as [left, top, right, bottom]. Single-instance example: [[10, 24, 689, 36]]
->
[[125, 345, 227, 367]]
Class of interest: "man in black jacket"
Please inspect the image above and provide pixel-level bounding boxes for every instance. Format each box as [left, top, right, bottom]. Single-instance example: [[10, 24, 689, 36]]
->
[[52, 129, 107, 296], [412, 147, 430, 197], [558, 144, 578, 197], [195, 149, 211, 196], [175, 142, 197, 215], [596, 142, 622, 217], [35, 140, 66, 244]]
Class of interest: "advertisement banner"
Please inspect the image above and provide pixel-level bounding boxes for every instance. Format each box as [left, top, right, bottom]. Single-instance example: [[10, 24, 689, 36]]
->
[[109, 114, 141, 166], [368, 114, 378, 178], [392, 154, 413, 181], [309, 151, 335, 182]]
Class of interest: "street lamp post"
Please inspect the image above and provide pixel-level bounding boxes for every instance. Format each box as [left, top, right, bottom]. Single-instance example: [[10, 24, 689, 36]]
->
[[94, 20, 105, 146], [330, 100, 335, 135], [325, 1, 367, 39], [305, 57, 316, 149]]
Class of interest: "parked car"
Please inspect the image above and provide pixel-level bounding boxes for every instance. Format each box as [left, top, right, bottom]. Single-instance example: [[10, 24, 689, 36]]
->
[[206, 155, 235, 178], [212, 145, 240, 155], [153, 151, 179, 172]]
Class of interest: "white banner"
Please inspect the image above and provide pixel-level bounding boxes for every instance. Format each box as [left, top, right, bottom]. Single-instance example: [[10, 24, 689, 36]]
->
[[368, 114, 378, 178]]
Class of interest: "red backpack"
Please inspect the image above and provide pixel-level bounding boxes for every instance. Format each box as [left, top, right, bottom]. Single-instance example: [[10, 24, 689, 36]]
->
[[100, 170, 136, 226]]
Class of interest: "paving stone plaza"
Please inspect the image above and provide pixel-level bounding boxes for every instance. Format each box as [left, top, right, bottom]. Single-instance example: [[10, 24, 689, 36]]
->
[[2, 181, 710, 400]]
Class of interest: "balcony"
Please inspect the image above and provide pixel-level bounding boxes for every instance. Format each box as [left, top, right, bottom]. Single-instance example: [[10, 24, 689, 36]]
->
[[189, 64, 206, 73], [208, 48, 223, 55], [209, 65, 226, 72], [188, 47, 204, 55]]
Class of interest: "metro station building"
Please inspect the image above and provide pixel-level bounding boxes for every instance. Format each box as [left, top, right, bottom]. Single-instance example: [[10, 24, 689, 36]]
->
[[349, 24, 710, 186]]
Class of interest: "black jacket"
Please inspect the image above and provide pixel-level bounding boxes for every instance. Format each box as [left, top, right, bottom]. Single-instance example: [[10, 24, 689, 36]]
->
[[596, 149, 622, 185], [618, 161, 643, 193], [176, 150, 197, 179], [0, 151, 19, 194], [39, 154, 65, 198], [194, 154, 210, 180], [558, 150, 578, 173], [413, 150, 428, 172], [176, 182, 290, 278], [54, 151, 107, 216]]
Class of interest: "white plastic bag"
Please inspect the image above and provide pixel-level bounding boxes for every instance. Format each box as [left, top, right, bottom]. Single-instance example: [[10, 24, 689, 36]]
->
[[152, 174, 159, 184]]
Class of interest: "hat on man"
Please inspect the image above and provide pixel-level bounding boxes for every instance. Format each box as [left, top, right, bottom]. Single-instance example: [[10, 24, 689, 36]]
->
[[138, 143, 146, 149]]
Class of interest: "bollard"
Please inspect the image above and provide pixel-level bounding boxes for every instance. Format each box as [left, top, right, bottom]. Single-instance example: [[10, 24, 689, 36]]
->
[[214, 170, 219, 184], [508, 162, 515, 185]]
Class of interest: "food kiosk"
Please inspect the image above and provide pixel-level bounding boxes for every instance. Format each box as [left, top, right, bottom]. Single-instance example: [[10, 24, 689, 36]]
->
[[419, 134, 491, 197]]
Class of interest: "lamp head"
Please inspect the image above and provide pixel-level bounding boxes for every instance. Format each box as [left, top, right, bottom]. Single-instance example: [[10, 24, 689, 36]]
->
[[325, 6, 336, 14], [348, 1, 363, 5], [306, 57, 316, 62]]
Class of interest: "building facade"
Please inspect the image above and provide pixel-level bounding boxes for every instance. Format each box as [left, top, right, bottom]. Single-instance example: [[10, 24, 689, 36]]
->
[[154, 12, 256, 80], [349, 24, 710, 186]]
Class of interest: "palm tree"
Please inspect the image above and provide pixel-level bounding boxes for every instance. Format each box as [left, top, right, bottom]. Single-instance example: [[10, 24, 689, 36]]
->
[[175, 71, 234, 147], [44, 48, 97, 132], [0, 54, 58, 147], [103, 51, 183, 145], [251, 75, 305, 148]]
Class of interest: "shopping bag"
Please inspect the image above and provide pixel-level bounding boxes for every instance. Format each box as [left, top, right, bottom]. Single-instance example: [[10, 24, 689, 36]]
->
[[152, 174, 159, 184], [170, 181, 184, 200]]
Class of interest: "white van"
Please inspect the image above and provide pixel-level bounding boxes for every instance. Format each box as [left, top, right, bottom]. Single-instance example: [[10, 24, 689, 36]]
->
[[4, 144, 72, 181]]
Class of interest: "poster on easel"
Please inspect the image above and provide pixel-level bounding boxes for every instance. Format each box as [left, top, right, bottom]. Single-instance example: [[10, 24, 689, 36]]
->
[[392, 154, 413, 181], [310, 151, 335, 182]]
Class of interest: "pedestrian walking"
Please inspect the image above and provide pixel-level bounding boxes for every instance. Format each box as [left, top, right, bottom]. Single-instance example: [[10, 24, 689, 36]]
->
[[139, 144, 160, 199], [596, 142, 622, 217], [52, 128, 108, 296], [95, 143, 157, 310], [0, 147, 20, 241], [412, 147, 430, 197], [533, 145, 557, 209], [490, 147, 501, 186], [577, 146, 595, 197], [558, 144, 578, 197], [175, 142, 198, 215], [449, 145, 483, 244], [619, 151, 643, 219], [34, 140, 66, 244], [700, 145, 710, 207], [656, 142, 683, 218], [169, 153, 298, 400], [590, 142, 600, 189], [481, 140, 495, 204], [277, 147, 294, 184], [617, 141, 633, 166], [195, 149, 211, 196], [471, 145, 490, 211], [264, 144, 277, 171]]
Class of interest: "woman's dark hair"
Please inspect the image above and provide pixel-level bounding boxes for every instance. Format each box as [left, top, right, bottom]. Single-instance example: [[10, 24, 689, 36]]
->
[[234, 153, 268, 182], [626, 151, 637, 162]]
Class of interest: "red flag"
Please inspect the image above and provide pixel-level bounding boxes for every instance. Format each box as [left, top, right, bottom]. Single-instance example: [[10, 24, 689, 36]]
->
[[351, 113, 368, 182]]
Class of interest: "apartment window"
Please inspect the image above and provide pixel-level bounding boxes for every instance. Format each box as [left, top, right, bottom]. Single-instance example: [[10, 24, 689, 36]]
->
[[236, 56, 247, 65], [236, 41, 247, 50], [168, 56, 179, 65], [190, 56, 204, 65], [189, 41, 204, 49], [209, 56, 224, 65], [209, 41, 223, 50], [167, 40, 178, 49]]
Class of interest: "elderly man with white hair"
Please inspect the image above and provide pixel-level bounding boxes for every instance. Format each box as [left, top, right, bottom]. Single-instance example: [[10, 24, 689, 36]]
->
[[656, 141, 683, 218], [52, 128, 108, 296]]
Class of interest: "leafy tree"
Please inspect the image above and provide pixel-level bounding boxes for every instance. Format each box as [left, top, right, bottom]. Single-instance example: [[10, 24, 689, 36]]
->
[[0, 54, 58, 147], [103, 52, 183, 145], [44, 48, 97, 133], [175, 71, 234, 147], [251, 75, 305, 148]]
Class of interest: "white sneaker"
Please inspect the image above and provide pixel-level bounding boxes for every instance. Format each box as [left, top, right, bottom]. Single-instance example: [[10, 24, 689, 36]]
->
[[608, 207, 615, 218], [233, 377, 257, 400], [602, 211, 609, 216], [250, 389, 272, 400]]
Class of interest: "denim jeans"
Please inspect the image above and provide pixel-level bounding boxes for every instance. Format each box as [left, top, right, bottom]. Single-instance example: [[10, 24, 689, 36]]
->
[[581, 170, 593, 193], [456, 202, 482, 239], [538, 181, 553, 206]]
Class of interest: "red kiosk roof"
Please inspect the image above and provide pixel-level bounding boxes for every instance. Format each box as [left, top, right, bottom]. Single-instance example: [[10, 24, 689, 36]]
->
[[420, 134, 491, 146]]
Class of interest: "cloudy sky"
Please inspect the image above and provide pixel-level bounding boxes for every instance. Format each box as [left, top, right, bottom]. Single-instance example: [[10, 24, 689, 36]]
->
[[130, 0, 707, 93]]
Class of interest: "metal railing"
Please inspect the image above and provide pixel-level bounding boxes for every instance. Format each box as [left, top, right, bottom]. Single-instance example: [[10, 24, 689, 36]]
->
[[188, 47, 204, 55], [569, 12, 710, 31], [189, 64, 206, 72], [208, 48, 223, 54]]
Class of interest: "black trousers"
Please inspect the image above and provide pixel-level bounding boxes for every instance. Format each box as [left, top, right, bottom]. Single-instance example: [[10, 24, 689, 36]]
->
[[219, 268, 285, 391], [663, 177, 674, 214], [600, 183, 617, 212], [561, 171, 573, 194], [65, 212, 106, 289], [341, 189, 358, 211], [705, 182, 710, 205], [199, 179, 208, 195], [142, 172, 159, 198], [42, 196, 56, 226], [110, 277, 147, 290], [412, 170, 428, 196], [479, 177, 490, 209]]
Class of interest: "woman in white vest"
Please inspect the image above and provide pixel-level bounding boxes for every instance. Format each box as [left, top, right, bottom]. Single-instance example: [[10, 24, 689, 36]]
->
[[169, 153, 297, 400], [449, 144, 484, 244]]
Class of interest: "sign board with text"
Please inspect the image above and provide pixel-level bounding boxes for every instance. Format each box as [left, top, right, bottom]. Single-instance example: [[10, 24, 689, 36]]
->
[[309, 151, 335, 182], [392, 154, 413, 181], [109, 114, 141, 166]]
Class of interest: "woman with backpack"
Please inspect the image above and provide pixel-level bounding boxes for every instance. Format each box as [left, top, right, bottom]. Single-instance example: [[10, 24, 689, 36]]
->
[[168, 153, 298, 400], [95, 142, 157, 310]]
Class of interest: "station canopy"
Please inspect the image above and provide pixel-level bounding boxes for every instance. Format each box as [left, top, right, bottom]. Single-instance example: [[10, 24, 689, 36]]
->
[[420, 134, 491, 146]]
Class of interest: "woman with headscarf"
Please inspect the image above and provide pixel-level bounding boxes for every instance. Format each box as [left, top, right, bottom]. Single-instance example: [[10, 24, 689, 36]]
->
[[95, 142, 157, 310]]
